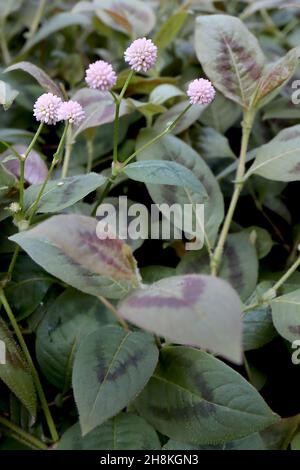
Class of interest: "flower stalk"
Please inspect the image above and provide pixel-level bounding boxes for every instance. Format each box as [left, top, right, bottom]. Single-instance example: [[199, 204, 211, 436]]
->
[[211, 108, 256, 276]]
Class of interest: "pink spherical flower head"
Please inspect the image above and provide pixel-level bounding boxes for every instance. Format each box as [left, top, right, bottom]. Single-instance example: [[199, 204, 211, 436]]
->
[[58, 100, 85, 125], [124, 37, 157, 72], [187, 78, 216, 105], [33, 93, 62, 125], [85, 60, 117, 91]]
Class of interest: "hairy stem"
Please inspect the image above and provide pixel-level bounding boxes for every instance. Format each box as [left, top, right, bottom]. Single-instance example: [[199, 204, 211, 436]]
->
[[211, 108, 255, 276], [0, 291, 58, 442]]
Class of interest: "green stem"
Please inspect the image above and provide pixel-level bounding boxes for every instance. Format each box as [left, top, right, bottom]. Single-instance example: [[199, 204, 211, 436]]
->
[[91, 179, 114, 216], [243, 254, 300, 313], [272, 255, 300, 292], [0, 18, 11, 65], [0, 291, 59, 443], [25, 0, 46, 39], [28, 123, 69, 222], [86, 138, 94, 173], [27, 159, 56, 224], [24, 123, 44, 161], [122, 103, 192, 167], [211, 108, 255, 276], [0, 415, 48, 450], [61, 125, 72, 178], [6, 246, 20, 282], [18, 123, 44, 212], [112, 71, 134, 165], [19, 159, 25, 210]]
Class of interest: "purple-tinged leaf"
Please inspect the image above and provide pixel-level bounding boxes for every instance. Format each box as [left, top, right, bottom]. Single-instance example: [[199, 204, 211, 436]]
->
[[5, 61, 64, 99], [253, 47, 300, 108], [94, 0, 155, 36], [0, 144, 48, 185], [118, 274, 243, 363], [71, 88, 130, 138], [10, 214, 141, 299], [134, 347, 278, 445], [195, 15, 265, 108], [271, 289, 300, 343], [73, 326, 158, 435]]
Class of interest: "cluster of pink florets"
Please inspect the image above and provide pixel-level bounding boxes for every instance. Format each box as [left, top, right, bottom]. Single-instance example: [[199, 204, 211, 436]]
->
[[33, 38, 215, 124], [34, 93, 85, 126]]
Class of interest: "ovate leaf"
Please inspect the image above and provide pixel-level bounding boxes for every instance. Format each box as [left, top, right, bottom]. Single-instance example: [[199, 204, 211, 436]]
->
[[195, 15, 265, 108], [135, 346, 278, 445], [58, 413, 160, 450], [72, 326, 158, 435], [22, 13, 90, 52], [36, 288, 114, 390], [253, 47, 300, 108], [0, 319, 36, 416], [136, 129, 224, 246], [10, 214, 140, 299], [71, 89, 130, 138], [118, 274, 243, 363], [271, 289, 300, 343], [124, 160, 208, 196], [23, 173, 107, 214], [249, 125, 300, 181], [5, 62, 64, 99], [154, 10, 188, 51]]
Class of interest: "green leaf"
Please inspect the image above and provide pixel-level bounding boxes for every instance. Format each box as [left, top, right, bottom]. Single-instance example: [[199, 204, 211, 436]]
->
[[154, 10, 188, 51], [149, 84, 185, 105], [5, 256, 53, 321], [164, 433, 265, 450], [249, 125, 300, 181], [124, 160, 208, 196], [23, 173, 107, 214], [5, 62, 64, 99], [36, 288, 115, 390], [135, 346, 278, 445], [194, 127, 236, 160], [195, 15, 265, 108], [244, 226, 273, 259], [10, 214, 140, 299], [154, 101, 205, 135], [177, 232, 258, 302], [199, 92, 242, 134], [244, 307, 277, 351], [72, 326, 158, 435], [57, 413, 160, 450], [136, 129, 224, 246], [118, 274, 243, 363], [0, 80, 19, 110], [271, 289, 300, 343], [0, 319, 37, 417], [22, 12, 90, 52]]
